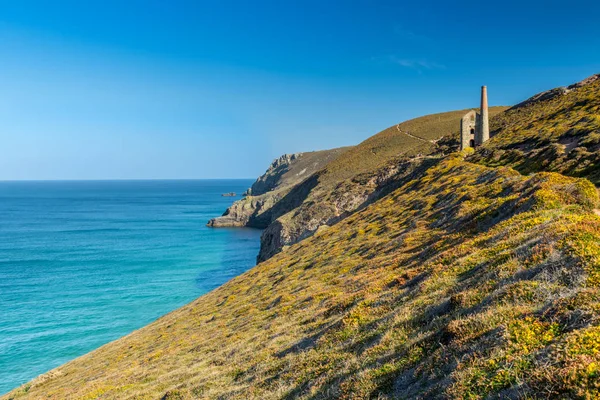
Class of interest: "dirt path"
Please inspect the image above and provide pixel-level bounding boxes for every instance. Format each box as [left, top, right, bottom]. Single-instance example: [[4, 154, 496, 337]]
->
[[395, 124, 437, 144]]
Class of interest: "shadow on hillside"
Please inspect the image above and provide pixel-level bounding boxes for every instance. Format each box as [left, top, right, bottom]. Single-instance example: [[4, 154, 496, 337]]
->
[[249, 173, 321, 229], [276, 207, 582, 398]]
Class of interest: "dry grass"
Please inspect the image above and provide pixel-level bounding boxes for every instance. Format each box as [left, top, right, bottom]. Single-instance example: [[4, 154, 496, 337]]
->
[[320, 107, 508, 185], [471, 78, 600, 184], [6, 84, 600, 399], [6, 152, 600, 400], [257, 107, 507, 260]]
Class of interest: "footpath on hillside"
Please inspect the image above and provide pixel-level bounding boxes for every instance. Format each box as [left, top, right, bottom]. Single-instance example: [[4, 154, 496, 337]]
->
[[395, 124, 439, 144]]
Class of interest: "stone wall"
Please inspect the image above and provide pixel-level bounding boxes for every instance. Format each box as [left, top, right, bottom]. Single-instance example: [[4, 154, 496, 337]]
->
[[460, 110, 477, 150]]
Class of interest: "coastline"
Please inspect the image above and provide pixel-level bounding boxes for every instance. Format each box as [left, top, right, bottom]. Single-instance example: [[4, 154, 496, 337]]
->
[[0, 180, 262, 395]]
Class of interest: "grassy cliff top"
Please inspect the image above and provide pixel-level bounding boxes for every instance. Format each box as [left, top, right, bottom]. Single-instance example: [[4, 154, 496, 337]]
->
[[7, 153, 600, 399], [320, 107, 508, 185], [471, 75, 600, 185]]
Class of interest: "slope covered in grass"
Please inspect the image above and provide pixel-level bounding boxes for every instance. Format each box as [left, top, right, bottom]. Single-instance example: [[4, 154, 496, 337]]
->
[[316, 107, 507, 186], [471, 74, 600, 184], [257, 107, 508, 261], [7, 152, 599, 400]]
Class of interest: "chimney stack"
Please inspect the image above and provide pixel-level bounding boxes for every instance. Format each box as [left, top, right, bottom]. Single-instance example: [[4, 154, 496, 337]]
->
[[479, 86, 489, 144]]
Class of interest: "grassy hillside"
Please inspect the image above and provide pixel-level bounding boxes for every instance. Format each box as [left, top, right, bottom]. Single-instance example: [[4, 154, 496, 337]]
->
[[319, 107, 507, 185], [257, 107, 508, 261], [471, 75, 600, 184], [6, 153, 600, 399]]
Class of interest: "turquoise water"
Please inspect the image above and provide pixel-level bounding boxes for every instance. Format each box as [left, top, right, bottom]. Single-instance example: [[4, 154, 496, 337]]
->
[[0, 180, 261, 394]]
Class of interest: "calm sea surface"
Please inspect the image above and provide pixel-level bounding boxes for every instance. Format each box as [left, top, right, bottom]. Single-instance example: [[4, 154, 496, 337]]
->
[[0, 180, 261, 394]]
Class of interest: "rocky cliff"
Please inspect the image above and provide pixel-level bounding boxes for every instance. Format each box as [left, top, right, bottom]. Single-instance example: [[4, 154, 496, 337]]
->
[[207, 149, 348, 229], [246, 153, 300, 196]]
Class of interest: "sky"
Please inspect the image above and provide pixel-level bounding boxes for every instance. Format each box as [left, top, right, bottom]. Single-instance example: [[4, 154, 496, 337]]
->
[[1, 0, 599, 180]]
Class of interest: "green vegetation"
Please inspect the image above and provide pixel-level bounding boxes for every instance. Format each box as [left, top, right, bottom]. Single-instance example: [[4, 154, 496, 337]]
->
[[320, 107, 507, 185], [258, 107, 507, 261], [471, 78, 600, 184], [6, 77, 600, 399], [6, 151, 599, 399]]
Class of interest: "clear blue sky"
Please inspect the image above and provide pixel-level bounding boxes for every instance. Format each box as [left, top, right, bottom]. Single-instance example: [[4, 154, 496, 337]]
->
[[1, 0, 599, 180]]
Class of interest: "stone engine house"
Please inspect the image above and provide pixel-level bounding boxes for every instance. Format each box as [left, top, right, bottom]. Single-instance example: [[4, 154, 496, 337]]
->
[[460, 86, 490, 150]]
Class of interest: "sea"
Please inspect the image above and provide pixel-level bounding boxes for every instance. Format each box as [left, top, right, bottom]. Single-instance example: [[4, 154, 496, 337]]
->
[[0, 180, 262, 394]]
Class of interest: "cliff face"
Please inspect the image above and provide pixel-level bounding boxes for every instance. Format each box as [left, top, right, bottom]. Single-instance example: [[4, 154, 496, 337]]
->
[[206, 194, 280, 228], [246, 153, 300, 196], [207, 149, 348, 229]]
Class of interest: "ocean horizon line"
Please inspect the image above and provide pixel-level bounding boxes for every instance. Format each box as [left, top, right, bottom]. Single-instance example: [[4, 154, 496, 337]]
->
[[0, 178, 257, 183]]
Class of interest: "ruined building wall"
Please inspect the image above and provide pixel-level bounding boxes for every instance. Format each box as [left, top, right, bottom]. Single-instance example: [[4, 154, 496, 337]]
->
[[460, 110, 477, 150], [460, 86, 489, 150]]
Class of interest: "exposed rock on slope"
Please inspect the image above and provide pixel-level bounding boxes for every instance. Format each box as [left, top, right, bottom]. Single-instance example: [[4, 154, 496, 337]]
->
[[8, 154, 599, 399], [246, 153, 300, 196], [207, 148, 348, 228], [257, 155, 438, 261]]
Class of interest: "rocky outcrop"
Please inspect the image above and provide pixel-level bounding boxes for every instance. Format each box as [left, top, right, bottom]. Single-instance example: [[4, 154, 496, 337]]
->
[[207, 148, 348, 228], [246, 153, 300, 196], [207, 154, 301, 228], [206, 194, 278, 227]]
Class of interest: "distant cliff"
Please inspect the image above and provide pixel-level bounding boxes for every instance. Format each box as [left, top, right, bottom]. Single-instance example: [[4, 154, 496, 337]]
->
[[246, 153, 300, 196], [207, 149, 348, 228]]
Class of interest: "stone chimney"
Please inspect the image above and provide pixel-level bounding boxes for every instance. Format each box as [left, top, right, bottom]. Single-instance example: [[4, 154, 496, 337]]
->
[[479, 85, 489, 144]]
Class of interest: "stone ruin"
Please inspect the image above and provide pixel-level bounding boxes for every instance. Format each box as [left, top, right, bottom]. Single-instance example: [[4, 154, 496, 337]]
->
[[460, 86, 489, 150]]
